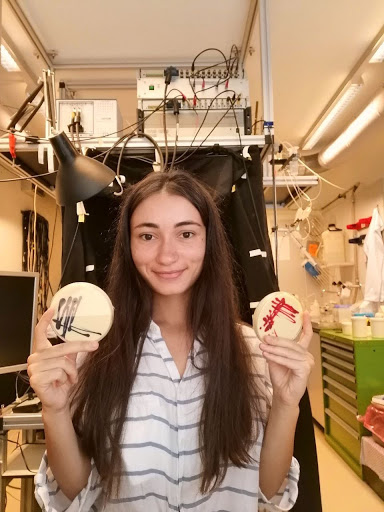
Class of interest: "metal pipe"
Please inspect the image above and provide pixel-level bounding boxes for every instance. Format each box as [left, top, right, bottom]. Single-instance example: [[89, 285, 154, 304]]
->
[[0, 153, 56, 199], [351, 186, 360, 303], [259, 0, 274, 127], [239, 0, 259, 69], [6, 0, 53, 68], [271, 132, 279, 284], [321, 182, 360, 210]]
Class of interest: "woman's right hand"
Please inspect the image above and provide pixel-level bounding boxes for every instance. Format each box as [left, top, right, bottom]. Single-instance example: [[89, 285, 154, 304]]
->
[[27, 308, 99, 414]]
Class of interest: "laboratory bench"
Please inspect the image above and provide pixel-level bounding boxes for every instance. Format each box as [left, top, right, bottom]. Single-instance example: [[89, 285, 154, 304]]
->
[[0, 400, 44, 512]]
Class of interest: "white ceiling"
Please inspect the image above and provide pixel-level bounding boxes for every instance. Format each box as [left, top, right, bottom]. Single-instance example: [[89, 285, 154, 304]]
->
[[2, 0, 384, 202], [14, 0, 384, 146], [266, 0, 384, 147], [17, 0, 251, 65]]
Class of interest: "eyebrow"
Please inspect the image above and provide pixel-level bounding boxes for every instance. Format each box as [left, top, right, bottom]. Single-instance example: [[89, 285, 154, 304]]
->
[[133, 221, 202, 230]]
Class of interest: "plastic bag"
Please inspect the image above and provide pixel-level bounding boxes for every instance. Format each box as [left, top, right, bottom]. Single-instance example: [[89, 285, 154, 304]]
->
[[357, 404, 384, 445]]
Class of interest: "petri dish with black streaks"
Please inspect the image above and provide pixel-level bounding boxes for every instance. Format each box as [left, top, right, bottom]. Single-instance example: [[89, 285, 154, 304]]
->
[[49, 282, 114, 343]]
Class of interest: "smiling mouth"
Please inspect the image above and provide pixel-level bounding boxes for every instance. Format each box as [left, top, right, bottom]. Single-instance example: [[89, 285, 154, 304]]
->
[[154, 270, 186, 279]]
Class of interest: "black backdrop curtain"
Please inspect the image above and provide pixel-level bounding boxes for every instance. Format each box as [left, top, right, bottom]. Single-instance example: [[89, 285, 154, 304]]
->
[[60, 145, 321, 511]]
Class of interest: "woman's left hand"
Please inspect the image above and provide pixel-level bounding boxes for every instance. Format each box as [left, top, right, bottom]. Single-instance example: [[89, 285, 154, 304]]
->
[[259, 311, 314, 408]]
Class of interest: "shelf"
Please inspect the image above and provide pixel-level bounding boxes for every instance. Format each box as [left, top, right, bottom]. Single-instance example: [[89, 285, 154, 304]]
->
[[0, 134, 266, 153], [3, 443, 46, 477], [263, 176, 319, 187], [321, 263, 355, 268]]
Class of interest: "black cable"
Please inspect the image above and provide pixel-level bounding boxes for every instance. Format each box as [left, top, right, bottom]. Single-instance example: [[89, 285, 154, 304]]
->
[[230, 103, 278, 279], [100, 95, 173, 166], [189, 48, 239, 100], [163, 83, 169, 169], [48, 204, 58, 273], [170, 112, 179, 171], [174, 90, 238, 164], [252, 119, 266, 129], [0, 436, 39, 474], [0, 170, 57, 183], [57, 222, 79, 290], [174, 97, 238, 166]]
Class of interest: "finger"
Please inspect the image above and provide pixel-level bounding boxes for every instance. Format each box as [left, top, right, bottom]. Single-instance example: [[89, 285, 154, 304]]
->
[[30, 367, 69, 389], [263, 352, 313, 373], [260, 343, 308, 362], [263, 335, 307, 354], [28, 357, 78, 384], [33, 308, 56, 351], [298, 312, 313, 349], [29, 340, 98, 362]]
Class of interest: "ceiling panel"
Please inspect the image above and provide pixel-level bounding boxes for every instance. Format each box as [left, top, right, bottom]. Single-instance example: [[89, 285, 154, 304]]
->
[[17, 0, 251, 65], [266, 0, 384, 145]]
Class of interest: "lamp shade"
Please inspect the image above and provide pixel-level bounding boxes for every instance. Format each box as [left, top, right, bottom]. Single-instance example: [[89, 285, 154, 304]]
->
[[50, 132, 115, 206]]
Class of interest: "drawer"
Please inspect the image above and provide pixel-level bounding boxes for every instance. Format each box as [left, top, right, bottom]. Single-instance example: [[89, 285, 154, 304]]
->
[[322, 361, 356, 392], [323, 375, 357, 408], [321, 338, 354, 353], [321, 341, 355, 363], [325, 408, 361, 463], [322, 352, 355, 372], [324, 389, 359, 430]]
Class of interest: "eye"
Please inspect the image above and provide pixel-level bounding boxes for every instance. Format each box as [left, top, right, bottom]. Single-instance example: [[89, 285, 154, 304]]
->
[[181, 231, 194, 239], [140, 234, 154, 241]]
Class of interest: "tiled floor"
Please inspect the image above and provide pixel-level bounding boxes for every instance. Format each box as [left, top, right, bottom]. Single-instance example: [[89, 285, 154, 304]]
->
[[5, 426, 384, 511]]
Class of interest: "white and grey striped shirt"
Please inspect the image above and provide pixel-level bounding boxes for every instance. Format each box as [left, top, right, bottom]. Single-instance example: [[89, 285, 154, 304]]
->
[[35, 321, 299, 511]]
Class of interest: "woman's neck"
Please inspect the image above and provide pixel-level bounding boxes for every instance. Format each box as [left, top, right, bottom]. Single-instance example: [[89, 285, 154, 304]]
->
[[152, 292, 189, 331]]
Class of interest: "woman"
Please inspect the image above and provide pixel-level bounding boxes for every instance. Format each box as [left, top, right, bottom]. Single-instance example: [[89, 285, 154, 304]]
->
[[29, 170, 313, 511]]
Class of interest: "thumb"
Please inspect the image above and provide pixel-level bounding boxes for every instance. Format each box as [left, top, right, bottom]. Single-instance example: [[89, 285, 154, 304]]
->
[[33, 308, 56, 352]]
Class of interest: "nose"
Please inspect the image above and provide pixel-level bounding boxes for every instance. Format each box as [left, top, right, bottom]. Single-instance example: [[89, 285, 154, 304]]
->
[[156, 237, 178, 265]]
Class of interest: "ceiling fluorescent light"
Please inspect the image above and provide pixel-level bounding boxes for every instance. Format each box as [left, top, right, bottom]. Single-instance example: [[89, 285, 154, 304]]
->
[[302, 81, 363, 151], [1, 44, 20, 72], [370, 41, 384, 63], [318, 90, 384, 166]]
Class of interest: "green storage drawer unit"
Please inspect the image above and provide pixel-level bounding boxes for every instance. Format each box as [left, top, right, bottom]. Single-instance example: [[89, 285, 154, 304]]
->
[[319, 330, 384, 479]]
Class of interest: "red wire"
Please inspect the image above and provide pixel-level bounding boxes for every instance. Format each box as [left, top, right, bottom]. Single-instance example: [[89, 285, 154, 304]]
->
[[8, 133, 16, 159]]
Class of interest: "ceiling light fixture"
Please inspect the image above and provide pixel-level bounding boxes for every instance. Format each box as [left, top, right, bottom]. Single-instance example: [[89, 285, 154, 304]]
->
[[318, 89, 384, 167], [1, 44, 20, 72], [369, 41, 384, 63], [302, 81, 363, 151]]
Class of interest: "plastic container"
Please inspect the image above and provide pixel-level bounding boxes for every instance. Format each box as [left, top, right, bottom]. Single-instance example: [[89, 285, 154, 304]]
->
[[341, 321, 352, 335], [371, 317, 384, 338], [333, 304, 352, 325], [352, 316, 368, 338], [321, 228, 346, 264]]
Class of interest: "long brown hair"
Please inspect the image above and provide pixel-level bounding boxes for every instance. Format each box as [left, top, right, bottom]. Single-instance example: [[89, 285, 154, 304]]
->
[[71, 170, 266, 499]]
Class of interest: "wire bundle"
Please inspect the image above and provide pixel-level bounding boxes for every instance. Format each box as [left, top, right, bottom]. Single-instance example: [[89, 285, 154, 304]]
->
[[22, 203, 50, 318]]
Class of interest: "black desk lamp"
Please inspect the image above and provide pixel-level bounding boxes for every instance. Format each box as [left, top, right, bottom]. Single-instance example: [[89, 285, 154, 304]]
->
[[50, 131, 115, 206], [50, 131, 116, 285]]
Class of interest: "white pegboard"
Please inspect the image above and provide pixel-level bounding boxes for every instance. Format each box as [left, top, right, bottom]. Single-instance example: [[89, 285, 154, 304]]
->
[[56, 99, 122, 137]]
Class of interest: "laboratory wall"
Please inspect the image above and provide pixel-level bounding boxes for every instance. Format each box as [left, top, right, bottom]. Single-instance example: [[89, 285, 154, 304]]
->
[[268, 178, 384, 308], [0, 163, 62, 301], [322, 178, 384, 300]]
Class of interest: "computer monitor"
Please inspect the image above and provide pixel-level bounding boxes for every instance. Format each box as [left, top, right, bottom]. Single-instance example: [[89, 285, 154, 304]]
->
[[0, 271, 39, 406]]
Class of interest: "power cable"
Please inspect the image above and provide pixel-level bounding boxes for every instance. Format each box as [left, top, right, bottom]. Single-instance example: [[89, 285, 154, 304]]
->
[[57, 222, 79, 290], [0, 170, 57, 182], [174, 89, 238, 164]]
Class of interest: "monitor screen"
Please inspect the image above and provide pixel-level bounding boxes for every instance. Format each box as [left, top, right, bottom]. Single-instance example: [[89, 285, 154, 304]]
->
[[0, 271, 38, 406]]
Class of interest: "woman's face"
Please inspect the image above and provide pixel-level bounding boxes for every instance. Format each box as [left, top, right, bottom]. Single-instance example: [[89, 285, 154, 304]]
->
[[130, 191, 206, 298]]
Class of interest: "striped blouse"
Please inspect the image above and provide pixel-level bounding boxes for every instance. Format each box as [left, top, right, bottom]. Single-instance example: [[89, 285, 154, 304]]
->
[[35, 321, 299, 511]]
